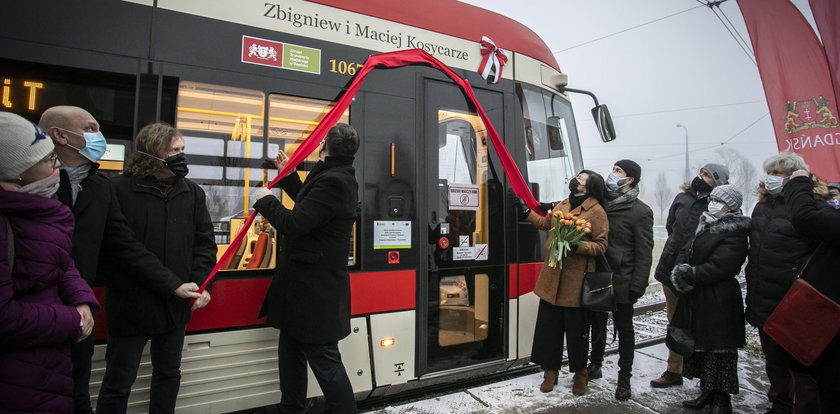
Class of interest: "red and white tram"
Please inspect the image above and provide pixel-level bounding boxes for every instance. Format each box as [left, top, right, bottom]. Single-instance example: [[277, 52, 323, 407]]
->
[[1, 0, 615, 411]]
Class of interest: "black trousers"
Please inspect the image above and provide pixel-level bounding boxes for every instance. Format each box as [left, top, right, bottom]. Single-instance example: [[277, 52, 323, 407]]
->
[[277, 332, 357, 414], [758, 328, 820, 414], [531, 300, 588, 372], [589, 303, 635, 377], [96, 329, 185, 414], [71, 333, 95, 414]]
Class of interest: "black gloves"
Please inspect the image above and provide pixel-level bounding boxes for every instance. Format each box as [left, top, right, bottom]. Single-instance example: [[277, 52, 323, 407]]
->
[[539, 201, 558, 212], [630, 289, 645, 303], [670, 264, 696, 293], [514, 198, 531, 220]]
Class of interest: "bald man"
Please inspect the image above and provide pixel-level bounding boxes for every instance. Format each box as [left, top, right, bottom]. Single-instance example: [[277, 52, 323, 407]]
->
[[40, 107, 201, 413]]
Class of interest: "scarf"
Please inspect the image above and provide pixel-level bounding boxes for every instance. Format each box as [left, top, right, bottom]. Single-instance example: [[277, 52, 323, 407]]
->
[[606, 186, 639, 210], [569, 193, 588, 210], [61, 163, 91, 205]]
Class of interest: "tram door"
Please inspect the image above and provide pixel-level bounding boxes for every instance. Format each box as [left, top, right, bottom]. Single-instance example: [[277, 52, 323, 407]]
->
[[420, 80, 506, 375]]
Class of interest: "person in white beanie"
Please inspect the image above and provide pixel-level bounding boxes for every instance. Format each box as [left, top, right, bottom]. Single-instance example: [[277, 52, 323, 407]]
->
[[0, 111, 100, 413], [668, 184, 751, 413]]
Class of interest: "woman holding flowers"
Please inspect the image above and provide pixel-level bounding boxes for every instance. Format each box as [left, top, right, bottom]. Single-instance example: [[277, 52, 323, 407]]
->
[[517, 170, 608, 396]]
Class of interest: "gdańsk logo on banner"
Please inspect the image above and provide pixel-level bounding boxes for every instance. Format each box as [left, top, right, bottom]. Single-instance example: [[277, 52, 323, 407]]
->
[[784, 96, 839, 133]]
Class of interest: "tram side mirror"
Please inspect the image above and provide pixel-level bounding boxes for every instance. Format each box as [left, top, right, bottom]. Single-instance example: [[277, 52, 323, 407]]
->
[[592, 104, 616, 143], [546, 116, 565, 151]]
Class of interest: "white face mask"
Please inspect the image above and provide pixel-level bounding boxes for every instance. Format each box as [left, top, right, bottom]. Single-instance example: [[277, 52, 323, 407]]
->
[[707, 200, 726, 218], [18, 170, 60, 198], [764, 174, 785, 194]]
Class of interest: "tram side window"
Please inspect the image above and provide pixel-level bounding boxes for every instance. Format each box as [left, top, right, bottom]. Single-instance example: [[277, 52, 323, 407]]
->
[[176, 81, 277, 271], [516, 84, 576, 203], [266, 94, 356, 266]]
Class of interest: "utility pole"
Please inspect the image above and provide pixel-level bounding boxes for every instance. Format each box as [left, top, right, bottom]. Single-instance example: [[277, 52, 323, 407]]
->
[[677, 124, 689, 182]]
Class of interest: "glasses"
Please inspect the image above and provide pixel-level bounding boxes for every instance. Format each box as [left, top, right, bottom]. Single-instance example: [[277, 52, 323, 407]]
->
[[42, 152, 60, 167]]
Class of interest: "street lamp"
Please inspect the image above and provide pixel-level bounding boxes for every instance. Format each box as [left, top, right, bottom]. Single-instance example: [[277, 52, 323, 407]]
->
[[676, 124, 689, 182]]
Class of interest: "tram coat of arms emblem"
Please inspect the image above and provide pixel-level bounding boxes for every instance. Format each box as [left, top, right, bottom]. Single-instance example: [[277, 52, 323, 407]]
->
[[248, 43, 278, 61], [784, 95, 839, 133]]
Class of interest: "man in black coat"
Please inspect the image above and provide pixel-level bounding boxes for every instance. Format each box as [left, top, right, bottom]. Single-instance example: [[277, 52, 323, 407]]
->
[[40, 107, 203, 414], [587, 160, 653, 401], [253, 123, 360, 414], [651, 163, 729, 388]]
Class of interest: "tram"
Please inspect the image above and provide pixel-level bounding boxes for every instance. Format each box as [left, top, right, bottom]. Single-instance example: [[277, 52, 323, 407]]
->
[[1, 0, 616, 412]]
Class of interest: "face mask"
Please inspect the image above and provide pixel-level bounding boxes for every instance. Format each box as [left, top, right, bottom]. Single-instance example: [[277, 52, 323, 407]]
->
[[138, 150, 189, 177], [568, 177, 581, 194], [691, 175, 713, 193], [163, 153, 189, 177], [61, 129, 107, 162], [764, 175, 785, 194], [707, 200, 726, 218], [18, 169, 60, 198], [606, 173, 627, 192]]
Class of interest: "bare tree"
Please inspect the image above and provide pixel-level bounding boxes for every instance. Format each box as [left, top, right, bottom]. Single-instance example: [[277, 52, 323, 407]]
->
[[653, 171, 674, 224], [714, 148, 759, 213]]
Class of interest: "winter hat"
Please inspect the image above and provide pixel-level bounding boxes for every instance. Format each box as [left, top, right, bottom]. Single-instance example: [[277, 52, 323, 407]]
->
[[711, 184, 743, 211], [0, 112, 55, 182], [702, 163, 730, 186], [614, 159, 641, 187], [828, 182, 840, 192]]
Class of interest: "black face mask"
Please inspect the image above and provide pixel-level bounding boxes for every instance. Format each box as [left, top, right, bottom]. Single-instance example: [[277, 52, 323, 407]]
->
[[164, 153, 189, 177], [691, 175, 713, 193], [568, 178, 581, 194]]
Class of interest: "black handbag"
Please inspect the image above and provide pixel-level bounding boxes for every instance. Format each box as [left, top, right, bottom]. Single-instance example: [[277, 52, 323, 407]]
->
[[581, 254, 616, 313], [666, 298, 694, 356]]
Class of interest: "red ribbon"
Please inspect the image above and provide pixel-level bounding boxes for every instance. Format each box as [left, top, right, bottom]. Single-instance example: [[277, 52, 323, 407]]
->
[[478, 36, 510, 84], [198, 48, 544, 293]]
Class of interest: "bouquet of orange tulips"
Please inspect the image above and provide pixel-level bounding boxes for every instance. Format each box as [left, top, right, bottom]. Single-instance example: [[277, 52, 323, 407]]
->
[[547, 211, 592, 269]]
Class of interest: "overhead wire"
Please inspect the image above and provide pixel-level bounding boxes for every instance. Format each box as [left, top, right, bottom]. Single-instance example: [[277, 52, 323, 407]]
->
[[696, 0, 757, 65], [645, 111, 770, 161], [552, 4, 706, 54]]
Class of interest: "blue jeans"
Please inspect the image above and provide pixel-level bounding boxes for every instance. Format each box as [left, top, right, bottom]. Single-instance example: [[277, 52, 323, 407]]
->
[[96, 329, 186, 414], [277, 332, 357, 414]]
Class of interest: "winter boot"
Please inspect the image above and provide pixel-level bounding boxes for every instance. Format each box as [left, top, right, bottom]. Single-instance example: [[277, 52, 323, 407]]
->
[[710, 390, 733, 414], [539, 369, 559, 393], [615, 374, 632, 401], [681, 389, 714, 409], [650, 371, 683, 388], [586, 363, 602, 380], [572, 369, 588, 396]]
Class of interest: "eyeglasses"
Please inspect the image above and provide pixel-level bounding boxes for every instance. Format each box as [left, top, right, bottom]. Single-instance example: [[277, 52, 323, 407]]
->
[[42, 152, 60, 167]]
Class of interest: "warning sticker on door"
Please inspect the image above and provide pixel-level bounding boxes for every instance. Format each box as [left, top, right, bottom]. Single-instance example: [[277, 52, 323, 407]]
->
[[453, 247, 474, 261], [474, 244, 488, 260], [448, 184, 479, 211]]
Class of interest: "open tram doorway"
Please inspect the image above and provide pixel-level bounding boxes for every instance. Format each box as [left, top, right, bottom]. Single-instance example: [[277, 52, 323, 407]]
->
[[419, 79, 507, 375]]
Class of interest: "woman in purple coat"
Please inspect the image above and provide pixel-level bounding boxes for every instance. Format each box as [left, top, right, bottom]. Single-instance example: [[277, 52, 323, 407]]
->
[[0, 112, 100, 413]]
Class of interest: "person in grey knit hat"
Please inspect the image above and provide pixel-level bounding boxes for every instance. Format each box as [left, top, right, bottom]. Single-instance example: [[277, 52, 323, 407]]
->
[[702, 163, 730, 187], [828, 182, 840, 201], [710, 184, 743, 213]]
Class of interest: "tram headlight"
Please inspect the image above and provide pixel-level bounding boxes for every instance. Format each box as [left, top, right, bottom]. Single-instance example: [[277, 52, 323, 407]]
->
[[380, 337, 396, 348]]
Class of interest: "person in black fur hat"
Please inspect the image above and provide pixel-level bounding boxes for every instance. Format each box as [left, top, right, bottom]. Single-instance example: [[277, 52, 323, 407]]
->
[[668, 184, 750, 414]]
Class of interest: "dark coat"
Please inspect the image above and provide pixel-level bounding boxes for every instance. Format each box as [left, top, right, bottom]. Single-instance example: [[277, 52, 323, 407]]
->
[[253, 156, 358, 344], [785, 176, 840, 304], [605, 197, 654, 304], [525, 197, 609, 307], [0, 189, 99, 414], [57, 165, 183, 287], [654, 188, 709, 289], [672, 214, 750, 351], [101, 175, 217, 337], [744, 194, 816, 328]]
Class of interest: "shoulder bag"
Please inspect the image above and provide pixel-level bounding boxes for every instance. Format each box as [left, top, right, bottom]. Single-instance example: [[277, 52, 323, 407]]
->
[[581, 253, 616, 313], [763, 245, 840, 366]]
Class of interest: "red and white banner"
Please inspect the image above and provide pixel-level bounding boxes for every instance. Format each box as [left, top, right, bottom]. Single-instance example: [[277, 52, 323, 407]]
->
[[810, 0, 840, 102], [738, 0, 840, 182]]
